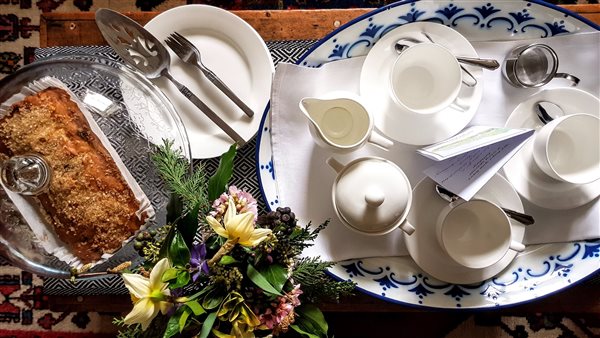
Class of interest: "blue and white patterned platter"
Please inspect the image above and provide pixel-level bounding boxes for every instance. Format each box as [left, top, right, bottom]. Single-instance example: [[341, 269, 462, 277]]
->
[[255, 0, 600, 309]]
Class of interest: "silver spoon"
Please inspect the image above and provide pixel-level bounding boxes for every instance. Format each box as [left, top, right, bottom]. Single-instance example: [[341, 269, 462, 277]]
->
[[535, 101, 564, 125], [394, 41, 499, 70], [435, 184, 535, 225]]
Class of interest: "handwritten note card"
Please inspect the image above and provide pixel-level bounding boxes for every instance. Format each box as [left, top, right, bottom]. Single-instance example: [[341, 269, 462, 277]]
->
[[418, 126, 534, 200]]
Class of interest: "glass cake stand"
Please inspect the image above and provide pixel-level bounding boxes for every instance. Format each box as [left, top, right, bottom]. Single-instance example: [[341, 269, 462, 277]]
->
[[0, 55, 191, 279]]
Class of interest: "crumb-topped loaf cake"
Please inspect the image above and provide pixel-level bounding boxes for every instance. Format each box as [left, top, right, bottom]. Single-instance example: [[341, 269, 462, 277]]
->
[[0, 87, 145, 263]]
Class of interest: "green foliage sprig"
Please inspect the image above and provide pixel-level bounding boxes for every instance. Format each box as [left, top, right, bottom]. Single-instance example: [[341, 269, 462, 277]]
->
[[292, 257, 355, 303], [151, 139, 208, 212]]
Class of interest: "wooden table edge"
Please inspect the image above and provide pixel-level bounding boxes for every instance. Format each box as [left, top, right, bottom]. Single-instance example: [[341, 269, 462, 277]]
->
[[47, 281, 600, 313], [40, 5, 600, 47]]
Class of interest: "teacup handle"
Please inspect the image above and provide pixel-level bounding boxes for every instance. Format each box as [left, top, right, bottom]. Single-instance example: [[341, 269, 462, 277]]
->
[[399, 220, 415, 236], [395, 37, 421, 52], [367, 129, 394, 150], [326, 157, 345, 174], [461, 65, 478, 87], [509, 240, 526, 252], [449, 96, 469, 112]]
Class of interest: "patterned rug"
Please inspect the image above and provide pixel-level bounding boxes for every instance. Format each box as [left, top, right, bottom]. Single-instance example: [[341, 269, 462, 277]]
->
[[0, 257, 117, 337]]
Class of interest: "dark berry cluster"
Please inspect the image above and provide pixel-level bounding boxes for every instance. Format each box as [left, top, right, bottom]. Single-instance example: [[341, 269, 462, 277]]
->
[[133, 229, 157, 255], [257, 207, 297, 235]]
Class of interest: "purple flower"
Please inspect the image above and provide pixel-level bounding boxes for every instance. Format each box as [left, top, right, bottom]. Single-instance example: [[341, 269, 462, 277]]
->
[[190, 243, 209, 282], [166, 288, 184, 317]]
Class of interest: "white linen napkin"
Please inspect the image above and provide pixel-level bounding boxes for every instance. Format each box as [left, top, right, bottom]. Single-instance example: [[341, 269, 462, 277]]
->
[[270, 32, 600, 262]]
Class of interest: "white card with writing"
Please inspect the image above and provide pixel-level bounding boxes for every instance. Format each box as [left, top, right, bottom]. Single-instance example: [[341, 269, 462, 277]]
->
[[419, 126, 534, 200]]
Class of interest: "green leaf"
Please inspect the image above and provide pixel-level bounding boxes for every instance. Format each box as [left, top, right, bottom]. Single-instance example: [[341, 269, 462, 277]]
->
[[207, 144, 237, 201], [177, 201, 200, 249], [199, 312, 217, 338], [179, 308, 190, 333], [159, 223, 177, 260], [260, 264, 287, 293], [163, 312, 181, 338], [296, 305, 328, 338], [187, 284, 216, 301], [169, 230, 190, 267], [290, 324, 320, 338], [166, 194, 183, 224], [161, 267, 179, 282], [246, 264, 282, 296], [218, 255, 239, 265], [185, 300, 205, 316], [169, 270, 190, 289], [201, 292, 224, 310]]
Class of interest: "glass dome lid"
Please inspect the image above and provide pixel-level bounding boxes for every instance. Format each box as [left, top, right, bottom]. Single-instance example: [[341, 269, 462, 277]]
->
[[0, 54, 191, 279]]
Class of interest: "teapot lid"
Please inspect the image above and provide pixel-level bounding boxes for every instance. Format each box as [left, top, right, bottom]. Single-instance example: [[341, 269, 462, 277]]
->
[[332, 157, 412, 235]]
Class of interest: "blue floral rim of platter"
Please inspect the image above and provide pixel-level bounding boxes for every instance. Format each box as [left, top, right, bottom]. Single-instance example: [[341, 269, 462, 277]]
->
[[254, 0, 600, 309]]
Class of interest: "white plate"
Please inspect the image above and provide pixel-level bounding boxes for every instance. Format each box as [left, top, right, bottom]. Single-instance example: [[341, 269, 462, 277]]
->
[[360, 22, 483, 145], [256, 0, 600, 309], [405, 174, 526, 284], [145, 5, 274, 158], [503, 88, 600, 210]]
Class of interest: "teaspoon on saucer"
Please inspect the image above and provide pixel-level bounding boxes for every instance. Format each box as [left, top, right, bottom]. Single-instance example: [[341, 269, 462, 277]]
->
[[434, 184, 535, 225], [535, 101, 565, 125], [394, 39, 500, 70]]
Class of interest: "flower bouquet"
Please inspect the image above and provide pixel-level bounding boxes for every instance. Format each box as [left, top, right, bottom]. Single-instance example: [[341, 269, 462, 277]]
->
[[113, 141, 355, 338]]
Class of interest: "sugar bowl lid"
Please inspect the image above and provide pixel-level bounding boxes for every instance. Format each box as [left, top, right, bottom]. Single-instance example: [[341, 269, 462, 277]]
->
[[328, 157, 412, 235]]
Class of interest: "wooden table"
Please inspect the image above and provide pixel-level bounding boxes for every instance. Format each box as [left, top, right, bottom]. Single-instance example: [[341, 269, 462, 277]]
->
[[40, 6, 600, 47], [40, 6, 600, 337]]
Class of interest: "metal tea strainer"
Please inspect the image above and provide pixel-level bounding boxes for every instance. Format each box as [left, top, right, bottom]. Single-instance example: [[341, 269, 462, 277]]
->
[[503, 43, 580, 88]]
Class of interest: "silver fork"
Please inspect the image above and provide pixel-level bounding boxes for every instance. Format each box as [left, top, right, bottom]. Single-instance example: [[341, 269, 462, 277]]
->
[[165, 32, 255, 118]]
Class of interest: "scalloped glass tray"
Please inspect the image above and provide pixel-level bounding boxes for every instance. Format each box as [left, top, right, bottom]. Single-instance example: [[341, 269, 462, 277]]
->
[[0, 55, 191, 279], [255, 0, 600, 309]]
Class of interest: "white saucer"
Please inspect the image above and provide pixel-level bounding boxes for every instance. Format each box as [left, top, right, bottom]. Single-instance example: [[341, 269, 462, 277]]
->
[[359, 22, 483, 146], [145, 5, 274, 158], [404, 174, 526, 285], [503, 88, 600, 210]]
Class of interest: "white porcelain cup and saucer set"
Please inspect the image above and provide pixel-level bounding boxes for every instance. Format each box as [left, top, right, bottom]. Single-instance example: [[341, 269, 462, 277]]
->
[[503, 88, 600, 211], [359, 22, 484, 146]]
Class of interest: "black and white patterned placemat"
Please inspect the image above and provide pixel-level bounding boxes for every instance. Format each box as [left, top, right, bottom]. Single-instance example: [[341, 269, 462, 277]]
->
[[37, 41, 316, 295]]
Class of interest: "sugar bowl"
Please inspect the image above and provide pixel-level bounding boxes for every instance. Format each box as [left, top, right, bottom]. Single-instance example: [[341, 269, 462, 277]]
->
[[327, 156, 415, 236]]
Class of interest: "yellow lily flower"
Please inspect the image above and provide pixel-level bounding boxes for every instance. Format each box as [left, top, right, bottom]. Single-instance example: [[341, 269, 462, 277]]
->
[[206, 197, 271, 247], [122, 257, 172, 330], [213, 292, 260, 338]]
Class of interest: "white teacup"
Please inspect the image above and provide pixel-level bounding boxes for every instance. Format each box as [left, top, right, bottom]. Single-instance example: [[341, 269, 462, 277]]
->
[[299, 92, 394, 153], [436, 199, 525, 269], [327, 156, 415, 236], [389, 43, 468, 115], [533, 113, 600, 185]]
